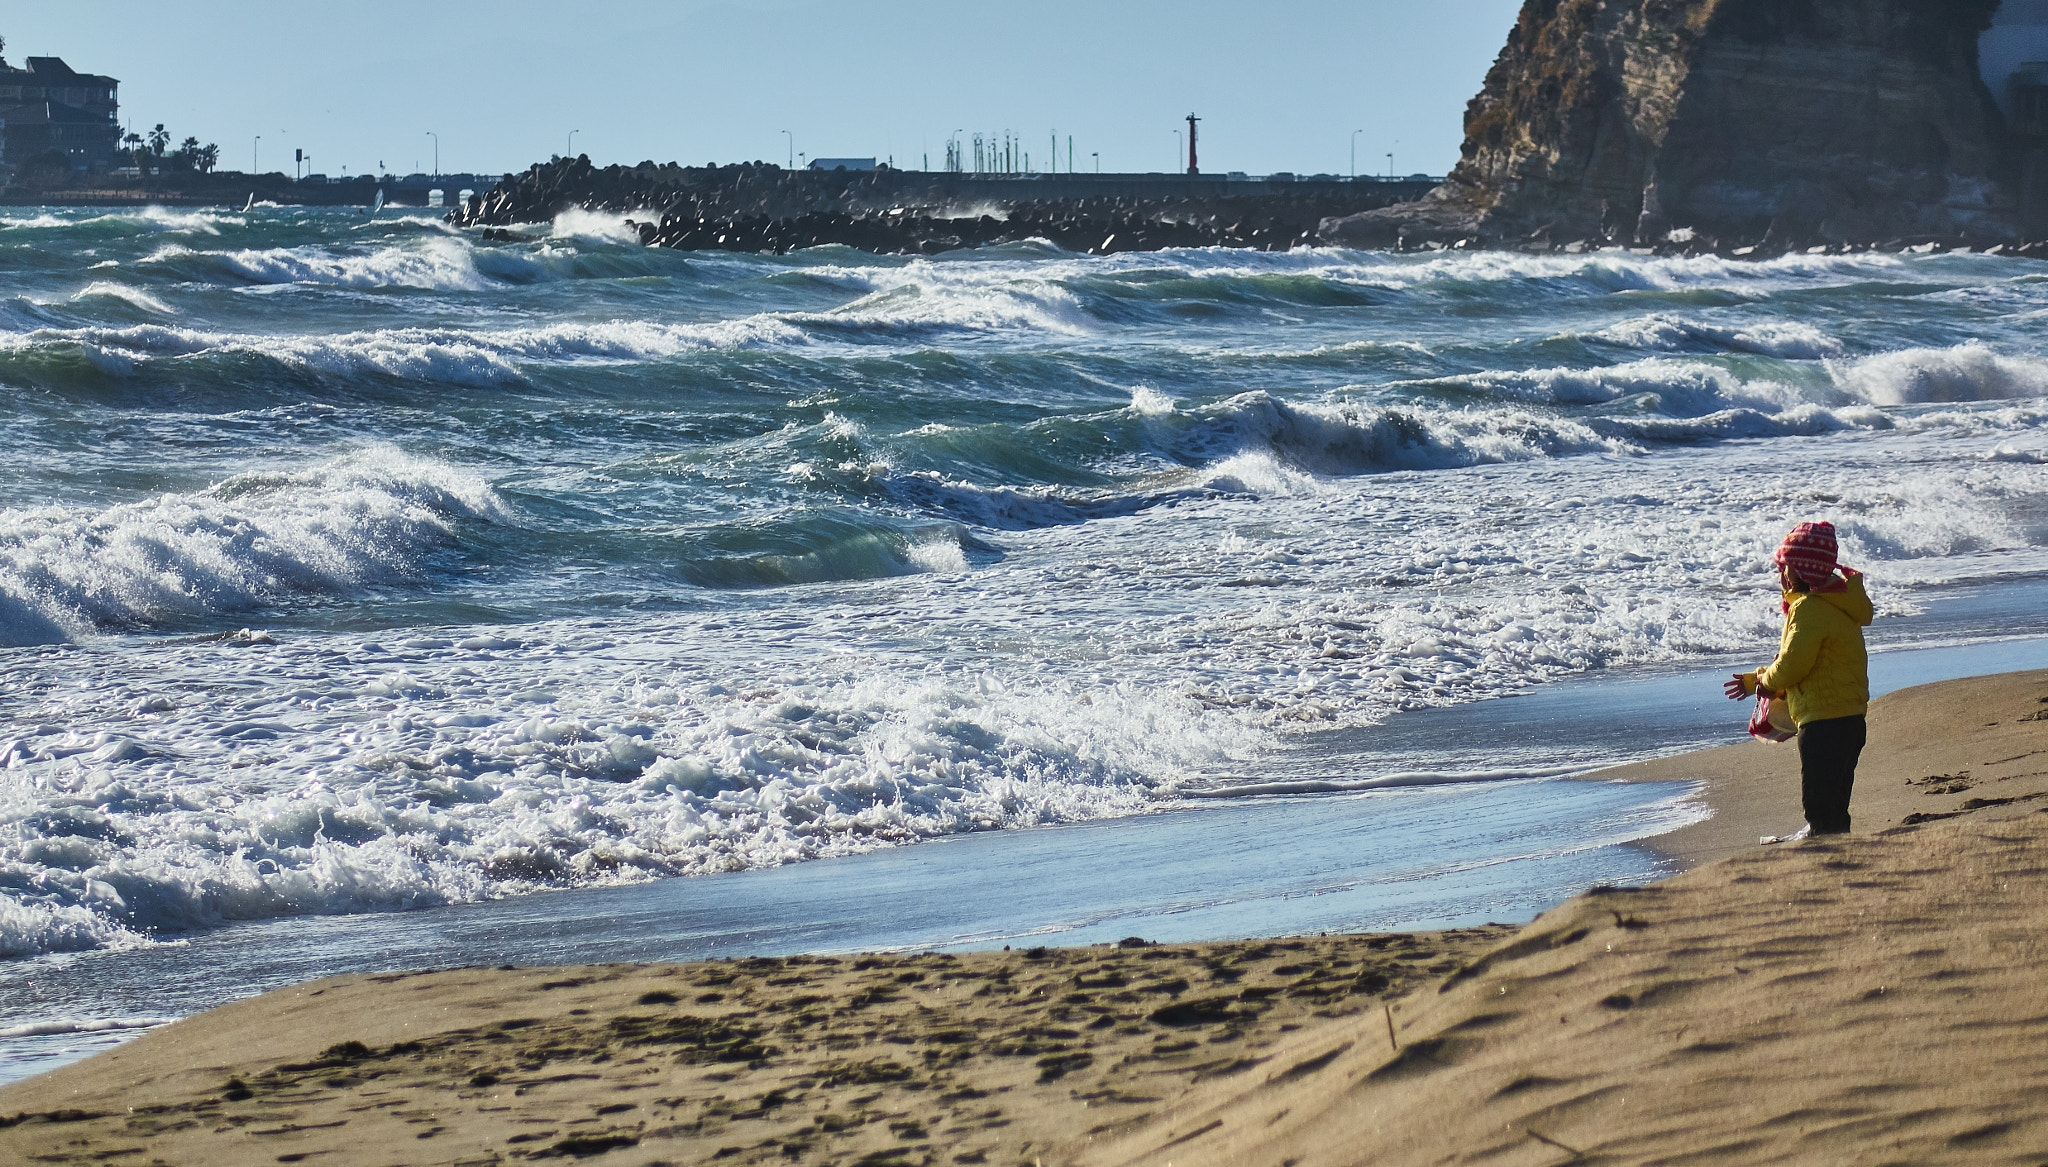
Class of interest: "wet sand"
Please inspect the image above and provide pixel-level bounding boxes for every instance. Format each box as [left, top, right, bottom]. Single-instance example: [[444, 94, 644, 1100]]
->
[[4, 668, 2046, 1165]]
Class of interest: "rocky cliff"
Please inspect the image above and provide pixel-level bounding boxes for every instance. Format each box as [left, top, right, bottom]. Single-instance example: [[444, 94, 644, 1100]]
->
[[1327, 0, 2028, 249]]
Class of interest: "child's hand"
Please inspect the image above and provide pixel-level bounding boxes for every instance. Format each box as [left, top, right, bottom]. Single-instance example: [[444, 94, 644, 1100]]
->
[[1724, 672, 1755, 700]]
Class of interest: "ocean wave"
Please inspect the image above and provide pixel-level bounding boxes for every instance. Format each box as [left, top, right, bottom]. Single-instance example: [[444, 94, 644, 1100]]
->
[[0, 447, 510, 645], [549, 207, 660, 245], [0, 1017, 173, 1039], [191, 234, 530, 291], [930, 243, 1952, 299], [1445, 358, 1803, 413], [875, 394, 1630, 529], [0, 207, 244, 237], [1437, 346, 2048, 417], [1187, 393, 1626, 475], [1587, 313, 1848, 359], [67, 282, 176, 316], [786, 263, 1097, 339], [1830, 343, 2048, 405], [0, 315, 814, 389], [670, 509, 979, 588], [0, 644, 1252, 958]]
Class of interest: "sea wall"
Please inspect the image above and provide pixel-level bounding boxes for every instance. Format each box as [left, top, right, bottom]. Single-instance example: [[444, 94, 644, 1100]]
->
[[1326, 0, 2034, 250], [444, 157, 1436, 255]]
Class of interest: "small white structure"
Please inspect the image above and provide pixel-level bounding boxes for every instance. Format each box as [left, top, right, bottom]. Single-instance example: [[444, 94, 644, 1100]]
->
[[1981, 0, 2048, 121]]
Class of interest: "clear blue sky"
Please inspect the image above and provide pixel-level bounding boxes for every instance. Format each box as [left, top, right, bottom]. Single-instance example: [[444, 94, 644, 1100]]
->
[[4, 1, 1522, 178]]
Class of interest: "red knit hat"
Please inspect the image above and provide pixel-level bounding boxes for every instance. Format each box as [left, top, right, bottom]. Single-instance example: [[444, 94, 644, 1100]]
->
[[1774, 521, 1838, 583]]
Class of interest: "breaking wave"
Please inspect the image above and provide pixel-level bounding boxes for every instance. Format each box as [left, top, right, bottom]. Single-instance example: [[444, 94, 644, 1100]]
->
[[0, 448, 510, 646]]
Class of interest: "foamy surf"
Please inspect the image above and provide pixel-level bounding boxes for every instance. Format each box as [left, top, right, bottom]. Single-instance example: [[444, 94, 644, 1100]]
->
[[0, 206, 2044, 961]]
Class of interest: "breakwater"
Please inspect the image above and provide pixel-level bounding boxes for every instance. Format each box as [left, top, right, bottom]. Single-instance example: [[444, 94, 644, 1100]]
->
[[446, 156, 1438, 254]]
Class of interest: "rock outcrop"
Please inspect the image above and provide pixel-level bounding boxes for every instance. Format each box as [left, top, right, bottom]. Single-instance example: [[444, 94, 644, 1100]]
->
[[1325, 0, 2029, 250]]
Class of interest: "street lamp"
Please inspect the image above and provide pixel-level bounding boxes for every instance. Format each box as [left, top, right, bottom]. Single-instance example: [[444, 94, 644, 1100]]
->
[[252, 134, 260, 175], [1351, 129, 1363, 179], [426, 131, 438, 177], [1386, 151, 1394, 179], [781, 129, 792, 169], [1092, 152, 1099, 173], [567, 129, 580, 158]]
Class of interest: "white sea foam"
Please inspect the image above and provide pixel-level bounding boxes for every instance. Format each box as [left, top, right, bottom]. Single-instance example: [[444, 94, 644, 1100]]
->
[[1129, 385, 1177, 415], [549, 207, 657, 244], [0, 1017, 173, 1039], [0, 635, 1251, 957], [1830, 343, 2048, 405]]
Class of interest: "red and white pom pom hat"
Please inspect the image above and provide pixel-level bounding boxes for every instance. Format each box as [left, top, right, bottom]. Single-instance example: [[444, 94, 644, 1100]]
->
[[1774, 520, 1838, 582]]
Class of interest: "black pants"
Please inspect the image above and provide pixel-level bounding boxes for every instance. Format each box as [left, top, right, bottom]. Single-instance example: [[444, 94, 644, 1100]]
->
[[1798, 714, 1866, 834]]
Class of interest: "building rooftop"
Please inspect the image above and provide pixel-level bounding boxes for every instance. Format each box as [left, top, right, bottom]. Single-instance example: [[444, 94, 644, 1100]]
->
[[0, 56, 118, 86]]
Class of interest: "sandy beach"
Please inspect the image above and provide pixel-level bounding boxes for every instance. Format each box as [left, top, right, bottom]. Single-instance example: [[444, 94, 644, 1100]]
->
[[4, 667, 2046, 1166]]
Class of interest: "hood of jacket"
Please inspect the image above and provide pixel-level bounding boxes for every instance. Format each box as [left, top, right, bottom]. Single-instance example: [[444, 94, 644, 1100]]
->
[[1783, 573, 1873, 627]]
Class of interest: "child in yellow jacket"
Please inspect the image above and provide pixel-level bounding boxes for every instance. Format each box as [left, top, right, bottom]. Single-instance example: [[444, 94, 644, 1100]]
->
[[1724, 521, 1873, 834]]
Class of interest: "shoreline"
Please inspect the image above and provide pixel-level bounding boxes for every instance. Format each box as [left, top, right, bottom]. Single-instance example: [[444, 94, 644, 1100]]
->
[[4, 668, 2046, 1163], [1602, 666, 2048, 868]]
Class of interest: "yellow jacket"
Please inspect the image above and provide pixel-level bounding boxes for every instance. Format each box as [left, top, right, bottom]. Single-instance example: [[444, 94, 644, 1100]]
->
[[1756, 573, 1873, 725]]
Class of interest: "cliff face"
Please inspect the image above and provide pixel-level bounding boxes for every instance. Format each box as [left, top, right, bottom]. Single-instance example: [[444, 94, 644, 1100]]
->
[[1329, 0, 2020, 247]]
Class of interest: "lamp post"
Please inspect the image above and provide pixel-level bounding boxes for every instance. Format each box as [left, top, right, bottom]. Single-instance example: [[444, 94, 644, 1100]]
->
[[1386, 151, 1393, 179], [1350, 129, 1363, 179], [252, 134, 260, 175], [781, 130, 792, 169], [1092, 151, 1099, 173], [426, 131, 438, 178], [567, 129, 580, 158]]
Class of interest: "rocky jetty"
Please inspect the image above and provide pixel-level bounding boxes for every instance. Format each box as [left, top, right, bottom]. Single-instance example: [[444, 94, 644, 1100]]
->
[[448, 156, 1429, 255], [1325, 0, 2045, 252]]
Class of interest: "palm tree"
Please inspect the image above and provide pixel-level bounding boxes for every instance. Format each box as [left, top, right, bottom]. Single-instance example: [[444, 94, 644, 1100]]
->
[[146, 124, 169, 157], [121, 131, 143, 167], [197, 143, 220, 174]]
